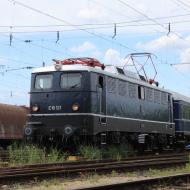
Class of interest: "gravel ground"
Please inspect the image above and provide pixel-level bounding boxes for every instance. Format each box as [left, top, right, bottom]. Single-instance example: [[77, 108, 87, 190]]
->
[[1, 168, 190, 190], [0, 174, 148, 190]]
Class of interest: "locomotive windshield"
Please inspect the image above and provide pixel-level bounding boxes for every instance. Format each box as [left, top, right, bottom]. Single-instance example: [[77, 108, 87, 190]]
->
[[60, 73, 81, 89], [35, 74, 53, 89]]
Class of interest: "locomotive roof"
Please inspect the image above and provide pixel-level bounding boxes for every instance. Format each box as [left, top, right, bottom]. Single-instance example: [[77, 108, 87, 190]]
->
[[170, 91, 190, 104], [32, 64, 171, 94]]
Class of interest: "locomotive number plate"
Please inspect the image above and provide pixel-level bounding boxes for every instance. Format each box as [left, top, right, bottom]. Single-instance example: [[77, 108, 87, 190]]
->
[[48, 105, 62, 111]]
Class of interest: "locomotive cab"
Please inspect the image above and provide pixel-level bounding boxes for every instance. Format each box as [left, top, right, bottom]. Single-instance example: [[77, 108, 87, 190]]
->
[[25, 58, 106, 146]]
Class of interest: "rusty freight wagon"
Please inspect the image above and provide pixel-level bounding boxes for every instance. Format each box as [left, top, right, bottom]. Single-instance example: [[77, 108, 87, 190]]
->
[[0, 103, 28, 147]]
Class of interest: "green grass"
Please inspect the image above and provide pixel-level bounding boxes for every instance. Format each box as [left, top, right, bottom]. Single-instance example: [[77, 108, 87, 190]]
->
[[79, 145, 102, 160], [7, 143, 135, 166], [104, 146, 122, 160], [104, 144, 136, 160], [78, 144, 136, 160], [8, 143, 68, 166], [46, 147, 68, 163]]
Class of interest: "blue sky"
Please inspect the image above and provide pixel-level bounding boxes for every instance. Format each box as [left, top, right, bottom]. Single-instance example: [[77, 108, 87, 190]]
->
[[0, 0, 190, 106]]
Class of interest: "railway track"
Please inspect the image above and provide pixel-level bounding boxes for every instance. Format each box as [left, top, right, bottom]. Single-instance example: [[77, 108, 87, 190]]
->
[[75, 173, 190, 190], [0, 150, 8, 161], [0, 150, 9, 167], [0, 153, 188, 183]]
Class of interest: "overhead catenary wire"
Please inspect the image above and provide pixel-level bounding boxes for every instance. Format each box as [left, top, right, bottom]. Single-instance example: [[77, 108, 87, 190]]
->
[[117, 0, 190, 68], [3, 0, 190, 69], [1, 18, 190, 34], [0, 56, 38, 67], [176, 0, 190, 10], [1, 12, 190, 29], [5, 0, 137, 52], [0, 32, 74, 59], [3, 2, 190, 72], [3, 0, 190, 61], [0, 30, 77, 83], [0, 34, 44, 63], [170, 0, 190, 12], [91, 0, 163, 35], [2, 0, 189, 41], [5, 66, 34, 72], [117, 0, 190, 38], [114, 0, 190, 84], [117, 0, 169, 32], [0, 34, 67, 92], [4, 0, 188, 39], [170, 62, 190, 65]]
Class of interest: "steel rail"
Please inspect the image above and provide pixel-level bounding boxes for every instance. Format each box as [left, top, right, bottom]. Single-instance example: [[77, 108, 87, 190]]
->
[[0, 152, 187, 169], [0, 152, 187, 171], [0, 153, 188, 182]]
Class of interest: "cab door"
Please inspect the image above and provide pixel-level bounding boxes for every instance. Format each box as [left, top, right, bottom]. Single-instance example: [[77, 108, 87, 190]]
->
[[97, 75, 106, 124]]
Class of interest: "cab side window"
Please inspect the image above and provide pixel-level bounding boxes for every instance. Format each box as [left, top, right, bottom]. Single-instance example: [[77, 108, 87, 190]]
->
[[60, 73, 81, 89]]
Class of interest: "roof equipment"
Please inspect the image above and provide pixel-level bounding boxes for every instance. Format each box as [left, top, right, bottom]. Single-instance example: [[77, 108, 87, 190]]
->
[[124, 53, 159, 86], [53, 57, 105, 70]]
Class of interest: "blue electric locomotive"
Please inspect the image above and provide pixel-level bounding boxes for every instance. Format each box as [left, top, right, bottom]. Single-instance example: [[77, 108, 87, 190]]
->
[[25, 57, 180, 150]]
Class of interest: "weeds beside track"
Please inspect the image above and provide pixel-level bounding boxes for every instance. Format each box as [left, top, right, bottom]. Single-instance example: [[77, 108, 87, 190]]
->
[[0, 153, 188, 184]]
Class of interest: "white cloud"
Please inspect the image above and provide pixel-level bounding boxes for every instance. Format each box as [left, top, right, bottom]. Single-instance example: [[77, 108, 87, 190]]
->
[[78, 8, 105, 21], [181, 48, 190, 63], [70, 41, 96, 53], [137, 34, 190, 51], [91, 50, 102, 58], [177, 48, 190, 72], [0, 0, 183, 34], [104, 48, 125, 66], [136, 3, 147, 13], [70, 41, 102, 59]]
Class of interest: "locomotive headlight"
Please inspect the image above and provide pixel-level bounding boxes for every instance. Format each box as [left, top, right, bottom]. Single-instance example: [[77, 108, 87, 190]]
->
[[32, 104, 39, 112], [72, 103, 79, 111]]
